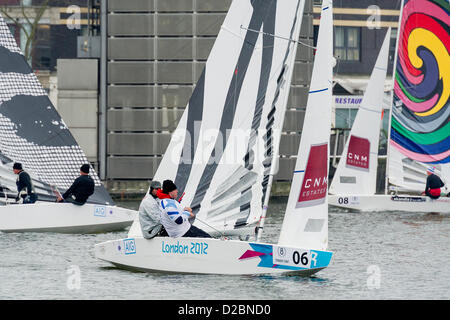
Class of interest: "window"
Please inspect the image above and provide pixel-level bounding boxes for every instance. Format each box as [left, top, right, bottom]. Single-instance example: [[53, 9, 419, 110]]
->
[[32, 24, 51, 70], [334, 27, 360, 61], [334, 105, 390, 155]]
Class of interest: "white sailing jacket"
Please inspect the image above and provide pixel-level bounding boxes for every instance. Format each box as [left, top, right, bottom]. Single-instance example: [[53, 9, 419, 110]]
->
[[159, 198, 191, 238]]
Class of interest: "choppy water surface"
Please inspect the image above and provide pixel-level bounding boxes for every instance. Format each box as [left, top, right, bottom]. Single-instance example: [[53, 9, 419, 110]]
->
[[1, 197, 449, 300]]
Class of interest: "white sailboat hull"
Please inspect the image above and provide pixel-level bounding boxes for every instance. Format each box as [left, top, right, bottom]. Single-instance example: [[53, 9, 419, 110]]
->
[[329, 194, 450, 213], [0, 202, 136, 233], [95, 237, 333, 275]]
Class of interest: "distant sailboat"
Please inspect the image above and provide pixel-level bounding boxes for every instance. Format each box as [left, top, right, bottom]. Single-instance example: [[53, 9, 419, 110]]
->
[[0, 15, 136, 233], [329, 0, 449, 213], [328, 29, 391, 208], [94, 0, 334, 275]]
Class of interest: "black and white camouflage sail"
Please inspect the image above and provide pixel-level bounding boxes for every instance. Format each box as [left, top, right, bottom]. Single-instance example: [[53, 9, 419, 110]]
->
[[0, 15, 113, 205], [129, 0, 306, 237]]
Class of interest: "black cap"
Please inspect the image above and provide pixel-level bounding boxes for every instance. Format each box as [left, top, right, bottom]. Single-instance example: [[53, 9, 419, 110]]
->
[[13, 162, 22, 170], [162, 180, 177, 194], [80, 164, 90, 174]]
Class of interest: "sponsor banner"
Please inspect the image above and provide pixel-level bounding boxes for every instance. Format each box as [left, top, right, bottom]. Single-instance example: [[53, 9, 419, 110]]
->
[[123, 238, 136, 255], [296, 143, 328, 208], [391, 196, 426, 203], [346, 135, 370, 171], [94, 205, 106, 217]]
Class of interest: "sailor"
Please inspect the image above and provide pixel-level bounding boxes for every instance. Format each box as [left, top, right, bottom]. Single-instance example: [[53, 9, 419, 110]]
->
[[158, 180, 211, 238], [13, 162, 37, 204], [423, 166, 445, 199], [139, 180, 168, 239], [57, 164, 94, 205]]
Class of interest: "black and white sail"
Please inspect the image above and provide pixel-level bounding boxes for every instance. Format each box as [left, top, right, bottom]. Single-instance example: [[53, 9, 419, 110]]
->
[[0, 15, 113, 205], [129, 0, 306, 237]]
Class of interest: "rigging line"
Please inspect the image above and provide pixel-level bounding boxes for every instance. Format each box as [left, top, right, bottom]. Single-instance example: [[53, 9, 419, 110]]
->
[[239, 25, 317, 49], [194, 216, 226, 238]]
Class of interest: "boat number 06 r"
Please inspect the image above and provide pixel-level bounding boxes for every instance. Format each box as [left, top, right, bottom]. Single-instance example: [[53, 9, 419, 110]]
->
[[273, 247, 312, 268], [292, 251, 309, 265]]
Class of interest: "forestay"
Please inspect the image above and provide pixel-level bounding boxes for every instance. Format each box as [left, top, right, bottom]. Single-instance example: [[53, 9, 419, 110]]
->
[[329, 29, 391, 196], [277, 0, 333, 251], [0, 15, 113, 205], [129, 0, 306, 237], [387, 0, 449, 192]]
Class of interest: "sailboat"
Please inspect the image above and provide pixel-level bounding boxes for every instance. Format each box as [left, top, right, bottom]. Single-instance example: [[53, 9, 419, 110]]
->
[[328, 29, 391, 209], [0, 15, 136, 233], [127, 0, 308, 239], [94, 0, 334, 275], [329, 0, 449, 213]]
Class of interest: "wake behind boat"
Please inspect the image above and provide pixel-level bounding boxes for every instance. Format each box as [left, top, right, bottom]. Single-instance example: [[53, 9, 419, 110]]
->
[[0, 15, 136, 233], [96, 0, 335, 275]]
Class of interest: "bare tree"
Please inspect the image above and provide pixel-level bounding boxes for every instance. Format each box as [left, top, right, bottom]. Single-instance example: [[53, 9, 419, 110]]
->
[[0, 0, 49, 64]]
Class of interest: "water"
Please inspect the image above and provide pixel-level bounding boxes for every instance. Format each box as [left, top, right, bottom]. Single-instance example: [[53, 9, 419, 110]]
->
[[1, 197, 449, 300]]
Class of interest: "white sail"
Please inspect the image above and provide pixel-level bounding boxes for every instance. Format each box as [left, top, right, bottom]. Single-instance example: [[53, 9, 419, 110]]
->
[[129, 0, 306, 237], [329, 29, 391, 196], [277, 0, 333, 251]]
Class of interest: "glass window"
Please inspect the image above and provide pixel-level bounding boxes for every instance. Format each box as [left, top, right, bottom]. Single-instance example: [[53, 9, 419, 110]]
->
[[335, 107, 391, 155], [334, 27, 361, 61], [32, 24, 51, 70]]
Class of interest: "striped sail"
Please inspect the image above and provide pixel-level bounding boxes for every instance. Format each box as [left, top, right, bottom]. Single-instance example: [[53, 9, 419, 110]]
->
[[128, 0, 306, 237], [0, 15, 113, 205], [388, 0, 449, 192], [277, 0, 333, 250], [329, 29, 391, 196]]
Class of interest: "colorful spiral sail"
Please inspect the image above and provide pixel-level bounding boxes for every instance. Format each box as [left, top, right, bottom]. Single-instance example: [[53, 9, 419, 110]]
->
[[390, 0, 449, 164]]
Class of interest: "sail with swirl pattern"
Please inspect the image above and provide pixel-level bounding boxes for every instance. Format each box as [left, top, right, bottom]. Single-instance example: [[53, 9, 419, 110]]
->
[[388, 0, 449, 192]]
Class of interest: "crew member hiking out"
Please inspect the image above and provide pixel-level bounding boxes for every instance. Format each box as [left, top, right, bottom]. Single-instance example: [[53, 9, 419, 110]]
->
[[57, 164, 95, 205]]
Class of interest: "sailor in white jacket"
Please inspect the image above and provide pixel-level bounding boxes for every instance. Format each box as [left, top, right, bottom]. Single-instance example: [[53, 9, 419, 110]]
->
[[158, 180, 211, 238]]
